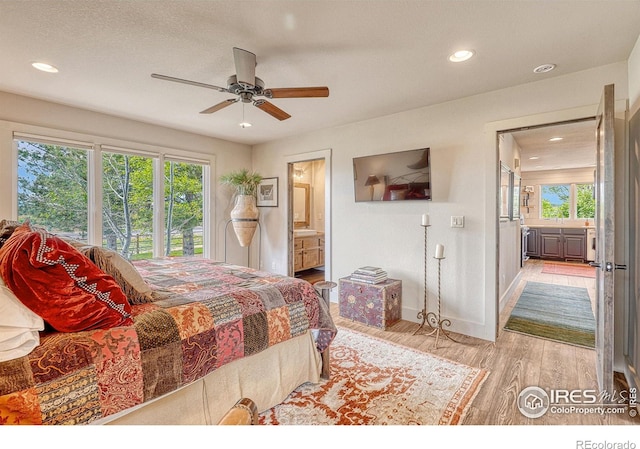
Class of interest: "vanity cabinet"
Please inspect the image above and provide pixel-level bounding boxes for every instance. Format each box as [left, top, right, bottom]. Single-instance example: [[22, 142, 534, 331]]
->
[[527, 227, 587, 262], [294, 234, 325, 272]]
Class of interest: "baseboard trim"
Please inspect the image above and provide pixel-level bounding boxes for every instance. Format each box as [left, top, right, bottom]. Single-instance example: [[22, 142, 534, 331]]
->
[[499, 270, 523, 313]]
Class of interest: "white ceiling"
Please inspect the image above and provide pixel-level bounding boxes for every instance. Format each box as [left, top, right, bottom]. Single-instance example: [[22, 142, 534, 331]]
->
[[1, 1, 639, 146], [510, 119, 597, 172]]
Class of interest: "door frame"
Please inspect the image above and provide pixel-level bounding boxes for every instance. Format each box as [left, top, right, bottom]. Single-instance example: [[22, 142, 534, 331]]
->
[[485, 104, 609, 341], [284, 149, 332, 292], [487, 92, 629, 392]]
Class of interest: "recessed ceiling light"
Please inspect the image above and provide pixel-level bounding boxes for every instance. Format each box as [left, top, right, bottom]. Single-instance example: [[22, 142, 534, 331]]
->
[[549, 137, 563, 142], [239, 122, 252, 128], [529, 156, 540, 160], [448, 50, 475, 63], [31, 62, 58, 73], [533, 63, 556, 74]]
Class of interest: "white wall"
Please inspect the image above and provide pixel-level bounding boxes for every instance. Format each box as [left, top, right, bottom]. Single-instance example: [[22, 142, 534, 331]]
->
[[252, 62, 629, 342], [498, 133, 523, 309], [0, 91, 252, 262]]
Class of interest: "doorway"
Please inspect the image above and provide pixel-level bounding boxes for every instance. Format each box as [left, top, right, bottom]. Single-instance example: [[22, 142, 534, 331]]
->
[[286, 149, 332, 286], [497, 118, 598, 333], [498, 117, 596, 300]]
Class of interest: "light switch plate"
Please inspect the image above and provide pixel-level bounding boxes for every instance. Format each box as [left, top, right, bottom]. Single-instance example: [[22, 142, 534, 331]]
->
[[451, 216, 465, 228]]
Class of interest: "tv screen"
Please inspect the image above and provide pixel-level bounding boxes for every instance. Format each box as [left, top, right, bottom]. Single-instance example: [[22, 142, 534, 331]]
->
[[353, 147, 431, 202]]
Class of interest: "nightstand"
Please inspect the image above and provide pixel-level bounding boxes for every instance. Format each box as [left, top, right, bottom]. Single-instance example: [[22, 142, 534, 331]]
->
[[338, 278, 402, 329]]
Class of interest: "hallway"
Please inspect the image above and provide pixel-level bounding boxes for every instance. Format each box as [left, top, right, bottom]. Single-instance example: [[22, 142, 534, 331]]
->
[[504, 258, 596, 325]]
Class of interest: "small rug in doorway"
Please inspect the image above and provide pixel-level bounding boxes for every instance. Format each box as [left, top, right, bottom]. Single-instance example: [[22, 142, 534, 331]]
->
[[504, 281, 595, 348], [259, 327, 489, 425], [541, 262, 596, 278]]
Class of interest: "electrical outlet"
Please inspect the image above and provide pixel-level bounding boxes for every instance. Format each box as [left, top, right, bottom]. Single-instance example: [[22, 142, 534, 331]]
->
[[451, 216, 465, 228], [271, 261, 277, 270]]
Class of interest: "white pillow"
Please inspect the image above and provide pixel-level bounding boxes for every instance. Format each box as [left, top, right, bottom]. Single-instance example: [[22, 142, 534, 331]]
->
[[0, 275, 44, 361], [0, 328, 40, 362], [0, 276, 45, 330]]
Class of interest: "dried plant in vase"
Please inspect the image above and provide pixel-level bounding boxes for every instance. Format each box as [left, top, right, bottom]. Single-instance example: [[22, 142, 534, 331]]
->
[[220, 169, 263, 247]]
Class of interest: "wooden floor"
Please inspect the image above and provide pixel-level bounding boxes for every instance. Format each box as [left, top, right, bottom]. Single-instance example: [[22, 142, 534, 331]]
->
[[330, 259, 638, 425], [296, 267, 325, 284]]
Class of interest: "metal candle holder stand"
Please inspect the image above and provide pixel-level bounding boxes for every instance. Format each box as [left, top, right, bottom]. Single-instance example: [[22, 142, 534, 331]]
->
[[413, 224, 457, 349], [413, 224, 431, 335]]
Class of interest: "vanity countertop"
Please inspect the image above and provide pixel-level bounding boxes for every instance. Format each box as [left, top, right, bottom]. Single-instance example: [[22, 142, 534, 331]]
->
[[293, 230, 324, 237]]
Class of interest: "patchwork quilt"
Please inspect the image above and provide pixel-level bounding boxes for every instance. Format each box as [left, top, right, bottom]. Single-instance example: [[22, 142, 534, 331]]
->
[[0, 257, 336, 425]]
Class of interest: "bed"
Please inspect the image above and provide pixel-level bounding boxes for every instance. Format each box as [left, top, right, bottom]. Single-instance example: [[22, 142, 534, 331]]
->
[[0, 222, 336, 425]]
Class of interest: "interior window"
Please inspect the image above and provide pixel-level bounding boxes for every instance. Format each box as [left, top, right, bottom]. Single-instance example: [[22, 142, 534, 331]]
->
[[17, 140, 89, 241], [540, 184, 570, 219], [164, 160, 204, 257]]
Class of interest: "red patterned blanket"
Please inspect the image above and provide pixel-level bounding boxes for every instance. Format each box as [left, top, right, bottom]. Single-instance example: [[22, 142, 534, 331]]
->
[[0, 257, 336, 425]]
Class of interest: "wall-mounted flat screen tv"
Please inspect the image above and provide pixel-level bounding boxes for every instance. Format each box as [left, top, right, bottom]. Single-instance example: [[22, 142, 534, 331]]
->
[[353, 147, 431, 202]]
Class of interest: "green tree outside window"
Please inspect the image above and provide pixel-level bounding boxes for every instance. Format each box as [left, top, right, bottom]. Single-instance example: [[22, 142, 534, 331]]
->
[[576, 184, 595, 219], [541, 184, 570, 219]]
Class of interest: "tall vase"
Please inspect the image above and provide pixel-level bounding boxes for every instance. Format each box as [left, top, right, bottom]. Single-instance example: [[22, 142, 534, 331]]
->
[[230, 194, 259, 247]]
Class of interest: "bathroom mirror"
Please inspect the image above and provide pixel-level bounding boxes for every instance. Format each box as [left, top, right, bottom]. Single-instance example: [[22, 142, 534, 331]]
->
[[293, 183, 310, 228]]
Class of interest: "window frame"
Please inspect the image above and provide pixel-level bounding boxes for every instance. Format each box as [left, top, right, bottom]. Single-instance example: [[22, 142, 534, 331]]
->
[[539, 182, 595, 220], [12, 130, 214, 259]]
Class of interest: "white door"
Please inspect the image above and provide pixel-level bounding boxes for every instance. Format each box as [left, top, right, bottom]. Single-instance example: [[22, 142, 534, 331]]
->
[[592, 83, 619, 397]]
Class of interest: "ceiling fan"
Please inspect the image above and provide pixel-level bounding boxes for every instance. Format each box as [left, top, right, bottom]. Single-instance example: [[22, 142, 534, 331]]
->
[[151, 47, 329, 121]]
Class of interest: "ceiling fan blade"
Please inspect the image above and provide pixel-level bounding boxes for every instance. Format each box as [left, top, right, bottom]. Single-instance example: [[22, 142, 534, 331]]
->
[[233, 47, 256, 88], [200, 98, 238, 114], [151, 73, 228, 93], [266, 87, 329, 98], [253, 99, 291, 121]]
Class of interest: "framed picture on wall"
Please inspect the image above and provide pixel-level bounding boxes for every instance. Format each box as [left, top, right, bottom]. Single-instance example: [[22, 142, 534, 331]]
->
[[511, 173, 521, 221], [257, 177, 278, 207], [500, 163, 511, 220]]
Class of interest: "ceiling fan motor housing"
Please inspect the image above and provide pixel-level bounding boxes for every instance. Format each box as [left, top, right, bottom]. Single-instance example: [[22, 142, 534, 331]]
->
[[228, 75, 265, 102]]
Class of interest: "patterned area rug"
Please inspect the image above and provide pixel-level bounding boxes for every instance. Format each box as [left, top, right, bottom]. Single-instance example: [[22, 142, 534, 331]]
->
[[504, 281, 595, 348], [541, 262, 596, 278], [259, 328, 489, 425]]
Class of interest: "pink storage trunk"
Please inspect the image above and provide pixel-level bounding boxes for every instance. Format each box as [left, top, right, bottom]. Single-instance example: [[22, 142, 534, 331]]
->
[[338, 277, 402, 329]]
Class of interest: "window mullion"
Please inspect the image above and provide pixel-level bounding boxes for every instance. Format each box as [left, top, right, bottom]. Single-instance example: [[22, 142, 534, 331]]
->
[[153, 155, 165, 258], [570, 183, 576, 219], [89, 145, 103, 245]]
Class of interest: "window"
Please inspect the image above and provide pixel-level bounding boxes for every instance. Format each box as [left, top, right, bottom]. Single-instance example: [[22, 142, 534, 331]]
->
[[540, 183, 595, 220], [164, 160, 204, 257], [102, 151, 156, 260], [15, 135, 210, 259], [17, 140, 89, 241], [541, 184, 570, 219], [576, 183, 595, 219]]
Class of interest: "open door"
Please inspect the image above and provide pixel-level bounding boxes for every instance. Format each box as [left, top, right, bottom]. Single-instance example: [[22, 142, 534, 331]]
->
[[592, 83, 619, 397]]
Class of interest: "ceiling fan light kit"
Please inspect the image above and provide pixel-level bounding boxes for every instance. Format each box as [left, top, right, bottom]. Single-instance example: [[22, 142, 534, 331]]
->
[[151, 47, 329, 122]]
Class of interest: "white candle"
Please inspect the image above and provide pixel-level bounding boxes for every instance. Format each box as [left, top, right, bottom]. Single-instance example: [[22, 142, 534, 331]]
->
[[435, 243, 445, 259], [421, 214, 429, 226]]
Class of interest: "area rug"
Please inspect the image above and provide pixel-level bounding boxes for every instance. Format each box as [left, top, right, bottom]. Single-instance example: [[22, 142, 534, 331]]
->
[[541, 261, 596, 278], [259, 327, 489, 425], [504, 281, 595, 348]]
